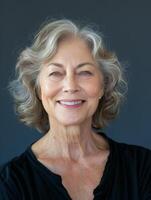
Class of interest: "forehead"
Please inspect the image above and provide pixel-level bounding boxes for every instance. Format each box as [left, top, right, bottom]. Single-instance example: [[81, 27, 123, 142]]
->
[[50, 36, 94, 62]]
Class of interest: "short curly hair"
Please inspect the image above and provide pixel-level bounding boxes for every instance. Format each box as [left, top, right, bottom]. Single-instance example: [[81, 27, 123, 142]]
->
[[9, 19, 127, 133]]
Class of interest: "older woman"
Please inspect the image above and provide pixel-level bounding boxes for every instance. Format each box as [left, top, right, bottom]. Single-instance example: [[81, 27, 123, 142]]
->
[[0, 19, 151, 200]]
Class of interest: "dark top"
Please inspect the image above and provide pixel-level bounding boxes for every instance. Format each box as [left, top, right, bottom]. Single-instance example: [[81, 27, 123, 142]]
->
[[0, 132, 151, 200]]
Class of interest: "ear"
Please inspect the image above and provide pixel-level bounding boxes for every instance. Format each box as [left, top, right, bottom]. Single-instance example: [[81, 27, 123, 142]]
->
[[99, 86, 104, 100]]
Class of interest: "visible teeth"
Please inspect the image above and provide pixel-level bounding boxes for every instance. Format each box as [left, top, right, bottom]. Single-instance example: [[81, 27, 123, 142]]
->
[[60, 101, 82, 105]]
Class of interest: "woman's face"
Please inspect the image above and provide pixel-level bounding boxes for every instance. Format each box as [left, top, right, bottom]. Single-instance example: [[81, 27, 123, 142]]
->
[[38, 37, 104, 127]]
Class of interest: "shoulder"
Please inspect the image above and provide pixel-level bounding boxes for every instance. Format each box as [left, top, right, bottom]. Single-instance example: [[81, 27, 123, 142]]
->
[[117, 141, 151, 176], [0, 150, 29, 179], [98, 131, 151, 167], [110, 137, 151, 168], [115, 140, 151, 162], [111, 138, 151, 198], [0, 150, 30, 199], [99, 130, 151, 162]]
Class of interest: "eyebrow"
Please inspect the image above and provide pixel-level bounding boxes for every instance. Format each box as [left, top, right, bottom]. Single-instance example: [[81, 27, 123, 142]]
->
[[48, 62, 95, 68]]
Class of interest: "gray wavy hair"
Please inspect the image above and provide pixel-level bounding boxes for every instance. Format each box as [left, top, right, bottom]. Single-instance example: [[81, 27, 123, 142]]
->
[[9, 19, 127, 133]]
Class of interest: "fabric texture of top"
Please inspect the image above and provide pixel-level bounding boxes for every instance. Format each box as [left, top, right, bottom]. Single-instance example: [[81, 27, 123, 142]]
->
[[0, 132, 151, 200]]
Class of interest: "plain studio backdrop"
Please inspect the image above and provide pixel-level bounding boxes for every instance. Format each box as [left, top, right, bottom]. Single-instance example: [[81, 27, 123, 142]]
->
[[0, 0, 151, 165]]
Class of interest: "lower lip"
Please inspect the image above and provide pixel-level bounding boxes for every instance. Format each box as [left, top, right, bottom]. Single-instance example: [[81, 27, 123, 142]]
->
[[58, 101, 85, 109]]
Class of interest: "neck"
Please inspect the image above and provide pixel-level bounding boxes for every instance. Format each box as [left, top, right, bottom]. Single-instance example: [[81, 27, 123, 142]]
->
[[33, 119, 108, 162]]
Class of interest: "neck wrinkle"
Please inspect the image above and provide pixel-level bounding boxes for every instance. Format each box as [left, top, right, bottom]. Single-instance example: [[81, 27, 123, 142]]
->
[[44, 119, 101, 161], [33, 118, 108, 163]]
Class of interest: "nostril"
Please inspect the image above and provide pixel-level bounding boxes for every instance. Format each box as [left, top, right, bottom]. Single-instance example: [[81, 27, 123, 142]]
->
[[63, 88, 79, 93]]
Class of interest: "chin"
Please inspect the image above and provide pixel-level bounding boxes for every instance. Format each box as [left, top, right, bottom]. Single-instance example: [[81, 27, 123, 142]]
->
[[56, 117, 85, 127]]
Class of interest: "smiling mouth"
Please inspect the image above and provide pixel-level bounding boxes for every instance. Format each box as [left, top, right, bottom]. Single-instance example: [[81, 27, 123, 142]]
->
[[57, 100, 86, 107]]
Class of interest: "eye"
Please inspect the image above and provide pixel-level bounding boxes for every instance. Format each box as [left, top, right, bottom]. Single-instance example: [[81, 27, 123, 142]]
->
[[48, 71, 64, 81], [49, 71, 63, 77], [78, 71, 93, 76]]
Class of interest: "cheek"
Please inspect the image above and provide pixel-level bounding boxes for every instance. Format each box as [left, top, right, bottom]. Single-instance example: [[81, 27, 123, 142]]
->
[[84, 79, 103, 98], [42, 84, 52, 97], [40, 83, 57, 114], [40, 80, 58, 100]]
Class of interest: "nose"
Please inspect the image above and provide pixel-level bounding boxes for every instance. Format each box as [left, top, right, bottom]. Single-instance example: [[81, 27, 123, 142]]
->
[[63, 74, 79, 93]]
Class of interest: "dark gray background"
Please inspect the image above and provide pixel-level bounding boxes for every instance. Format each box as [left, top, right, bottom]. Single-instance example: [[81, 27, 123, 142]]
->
[[0, 0, 151, 165]]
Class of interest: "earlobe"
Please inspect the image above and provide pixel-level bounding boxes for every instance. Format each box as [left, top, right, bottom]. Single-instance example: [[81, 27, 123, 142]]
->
[[99, 89, 104, 100]]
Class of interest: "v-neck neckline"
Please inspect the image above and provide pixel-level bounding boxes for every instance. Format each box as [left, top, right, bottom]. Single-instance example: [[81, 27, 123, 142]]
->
[[27, 131, 114, 199]]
